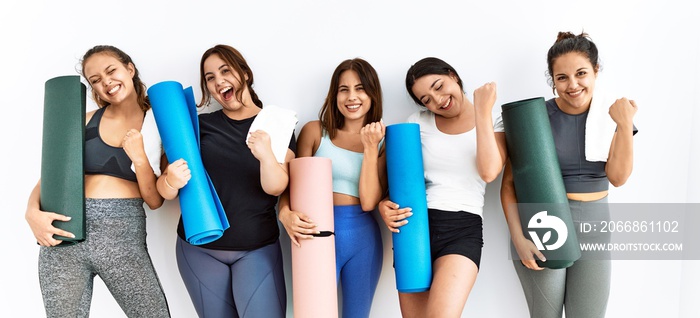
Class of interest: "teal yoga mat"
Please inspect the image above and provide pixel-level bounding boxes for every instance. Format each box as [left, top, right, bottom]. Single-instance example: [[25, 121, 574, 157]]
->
[[147, 81, 229, 245], [385, 123, 432, 293], [40, 75, 86, 245], [501, 97, 580, 269]]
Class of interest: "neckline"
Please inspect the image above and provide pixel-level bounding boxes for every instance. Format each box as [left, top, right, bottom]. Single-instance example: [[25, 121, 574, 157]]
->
[[430, 111, 475, 136], [551, 99, 590, 117], [221, 109, 257, 123], [94, 106, 146, 149], [322, 132, 363, 155]]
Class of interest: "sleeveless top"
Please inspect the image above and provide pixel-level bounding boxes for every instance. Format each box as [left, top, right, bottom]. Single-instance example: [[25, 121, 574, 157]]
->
[[493, 98, 638, 193], [545, 98, 609, 193], [84, 106, 137, 182], [313, 131, 364, 198]]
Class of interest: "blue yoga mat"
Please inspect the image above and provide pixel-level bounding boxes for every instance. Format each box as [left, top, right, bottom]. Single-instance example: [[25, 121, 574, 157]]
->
[[147, 81, 229, 245], [385, 123, 432, 293]]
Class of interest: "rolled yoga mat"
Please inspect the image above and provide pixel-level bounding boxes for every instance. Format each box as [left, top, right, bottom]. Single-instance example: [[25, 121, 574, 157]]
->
[[501, 97, 581, 269], [147, 81, 228, 245], [40, 75, 86, 245], [385, 123, 432, 293], [289, 157, 338, 318]]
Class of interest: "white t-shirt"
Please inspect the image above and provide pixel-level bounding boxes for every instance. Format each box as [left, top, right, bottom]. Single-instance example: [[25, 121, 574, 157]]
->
[[493, 114, 505, 133], [407, 110, 486, 217]]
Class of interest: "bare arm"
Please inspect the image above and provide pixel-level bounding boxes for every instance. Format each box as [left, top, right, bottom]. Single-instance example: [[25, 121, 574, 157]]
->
[[358, 121, 388, 211], [605, 98, 637, 187], [500, 159, 545, 270], [248, 130, 291, 196], [278, 122, 320, 247], [123, 129, 164, 209], [473, 83, 507, 182]]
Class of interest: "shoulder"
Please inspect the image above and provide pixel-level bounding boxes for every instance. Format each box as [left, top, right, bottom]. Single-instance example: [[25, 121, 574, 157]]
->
[[299, 120, 323, 142], [85, 108, 99, 124], [199, 109, 220, 119], [545, 98, 560, 116], [297, 120, 322, 157], [198, 109, 222, 124], [406, 109, 430, 124]]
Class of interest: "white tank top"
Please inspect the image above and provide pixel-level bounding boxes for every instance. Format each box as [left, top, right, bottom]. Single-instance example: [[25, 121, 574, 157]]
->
[[407, 110, 485, 217]]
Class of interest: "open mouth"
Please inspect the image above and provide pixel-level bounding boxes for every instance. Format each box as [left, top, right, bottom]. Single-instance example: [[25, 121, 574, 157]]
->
[[107, 84, 121, 95], [220, 87, 234, 101], [439, 96, 452, 110], [346, 104, 361, 111]]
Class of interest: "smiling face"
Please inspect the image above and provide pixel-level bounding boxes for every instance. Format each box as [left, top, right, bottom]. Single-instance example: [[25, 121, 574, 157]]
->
[[203, 53, 251, 113], [83, 52, 136, 106], [411, 73, 464, 117], [336, 70, 372, 122], [552, 52, 598, 114]]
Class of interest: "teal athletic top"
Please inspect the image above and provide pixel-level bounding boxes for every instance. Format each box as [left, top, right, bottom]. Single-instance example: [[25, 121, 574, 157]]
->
[[314, 130, 383, 198], [314, 132, 364, 198]]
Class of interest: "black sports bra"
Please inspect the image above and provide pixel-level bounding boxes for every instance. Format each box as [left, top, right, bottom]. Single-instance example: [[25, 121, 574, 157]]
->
[[84, 107, 138, 182]]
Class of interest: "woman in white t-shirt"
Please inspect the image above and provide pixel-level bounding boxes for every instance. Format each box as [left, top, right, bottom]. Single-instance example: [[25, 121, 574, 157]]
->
[[378, 57, 507, 317]]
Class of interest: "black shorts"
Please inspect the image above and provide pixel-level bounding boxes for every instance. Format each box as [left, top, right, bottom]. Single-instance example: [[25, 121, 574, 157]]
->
[[429, 208, 484, 269]]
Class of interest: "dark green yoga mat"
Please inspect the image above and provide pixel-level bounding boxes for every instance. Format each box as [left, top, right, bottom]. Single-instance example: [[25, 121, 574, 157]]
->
[[40, 75, 86, 245], [501, 97, 580, 269]]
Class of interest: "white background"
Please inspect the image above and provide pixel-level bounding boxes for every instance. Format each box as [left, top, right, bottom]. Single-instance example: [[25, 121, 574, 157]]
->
[[1, 0, 699, 317]]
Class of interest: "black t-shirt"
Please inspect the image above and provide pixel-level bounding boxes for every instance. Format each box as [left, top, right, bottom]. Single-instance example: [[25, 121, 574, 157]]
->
[[176, 109, 297, 250]]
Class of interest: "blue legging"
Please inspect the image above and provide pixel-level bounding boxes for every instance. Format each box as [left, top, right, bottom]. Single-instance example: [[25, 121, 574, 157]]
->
[[334, 205, 383, 318], [175, 238, 286, 318]]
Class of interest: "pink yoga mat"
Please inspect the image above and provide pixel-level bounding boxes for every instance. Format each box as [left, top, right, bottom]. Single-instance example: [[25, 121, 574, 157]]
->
[[290, 157, 338, 318]]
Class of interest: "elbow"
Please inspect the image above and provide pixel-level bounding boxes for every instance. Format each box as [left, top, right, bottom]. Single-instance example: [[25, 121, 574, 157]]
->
[[478, 163, 505, 184], [609, 176, 629, 188], [265, 185, 286, 197], [262, 179, 289, 197], [359, 195, 379, 212], [359, 191, 382, 212], [480, 170, 500, 184], [361, 202, 376, 212], [607, 167, 633, 188]]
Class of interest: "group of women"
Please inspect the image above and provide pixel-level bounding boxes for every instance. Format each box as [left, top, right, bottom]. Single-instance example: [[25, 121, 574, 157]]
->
[[25, 31, 637, 318]]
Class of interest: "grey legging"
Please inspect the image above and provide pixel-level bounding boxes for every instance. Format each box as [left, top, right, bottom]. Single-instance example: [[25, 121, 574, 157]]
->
[[513, 197, 611, 318], [38, 198, 170, 318]]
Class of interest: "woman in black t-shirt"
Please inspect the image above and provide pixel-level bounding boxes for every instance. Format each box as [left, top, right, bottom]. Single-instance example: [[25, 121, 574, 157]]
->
[[158, 44, 295, 318]]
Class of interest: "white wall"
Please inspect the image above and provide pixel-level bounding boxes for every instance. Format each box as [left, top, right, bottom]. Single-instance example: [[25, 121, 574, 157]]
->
[[2, 1, 698, 317]]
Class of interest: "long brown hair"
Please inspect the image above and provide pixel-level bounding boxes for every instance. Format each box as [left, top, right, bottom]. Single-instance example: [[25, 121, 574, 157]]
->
[[198, 44, 263, 108], [80, 45, 150, 111], [319, 58, 383, 139]]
